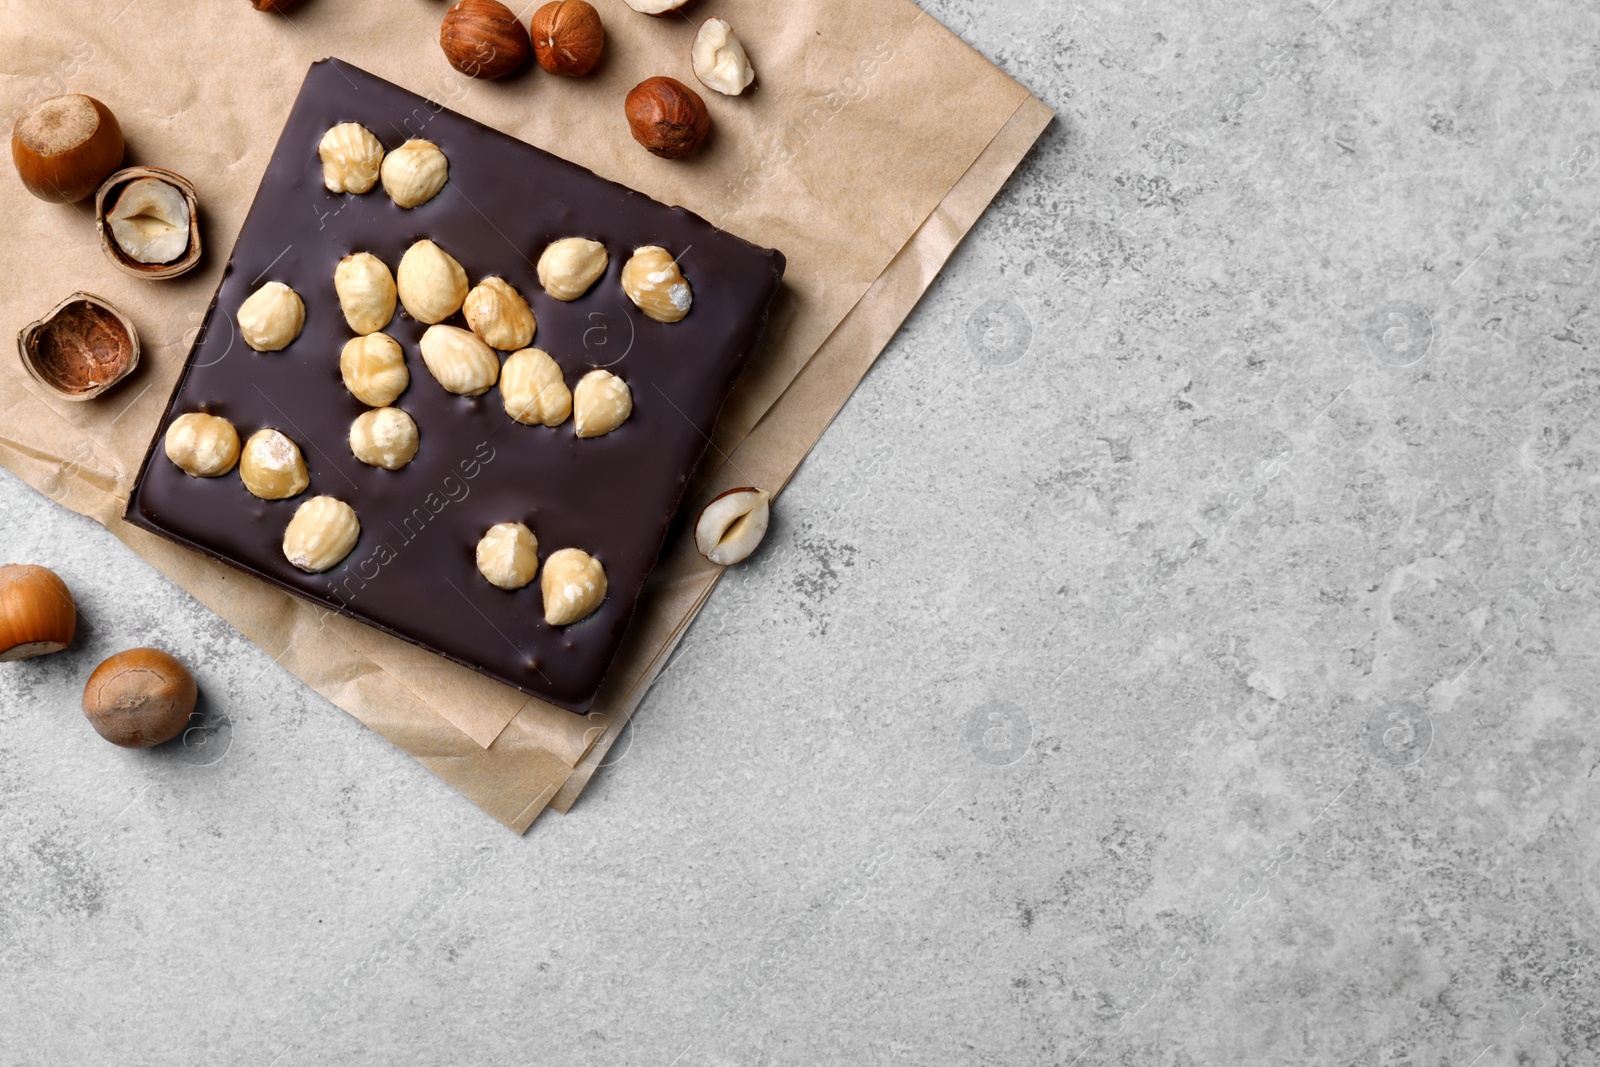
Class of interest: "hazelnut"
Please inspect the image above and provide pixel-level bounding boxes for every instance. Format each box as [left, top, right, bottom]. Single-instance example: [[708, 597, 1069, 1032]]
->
[[625, 77, 710, 159], [10, 94, 124, 203], [692, 18, 755, 96], [239, 428, 310, 500], [318, 122, 385, 195], [0, 564, 76, 661], [17, 292, 139, 402], [537, 238, 608, 301], [572, 369, 632, 438], [334, 252, 398, 335], [440, 0, 532, 80], [164, 412, 241, 478], [94, 167, 202, 281], [694, 487, 770, 566], [282, 496, 361, 574], [237, 281, 306, 352], [396, 239, 468, 324], [531, 1, 605, 76], [340, 333, 410, 407], [621, 0, 690, 13], [104, 176, 190, 264], [419, 324, 500, 397], [476, 522, 539, 591], [463, 276, 536, 351], [381, 139, 449, 209], [501, 347, 571, 427], [348, 407, 420, 471], [541, 548, 606, 626], [81, 648, 196, 748], [621, 245, 692, 323], [250, 0, 305, 11]]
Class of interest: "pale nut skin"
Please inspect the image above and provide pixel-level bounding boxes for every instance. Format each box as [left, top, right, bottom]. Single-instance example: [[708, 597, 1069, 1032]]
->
[[537, 238, 608, 301], [397, 239, 468, 324], [340, 333, 409, 407], [694, 487, 771, 566], [282, 496, 361, 574], [621, 246, 692, 323], [239, 428, 310, 500], [692, 18, 756, 96], [572, 370, 632, 438], [348, 407, 420, 471], [163, 412, 241, 478], [334, 252, 397, 335], [318, 122, 385, 194], [541, 548, 606, 626], [237, 281, 306, 351], [476, 522, 539, 591], [419, 324, 500, 397], [380, 138, 449, 209], [463, 276, 536, 351], [501, 347, 572, 427]]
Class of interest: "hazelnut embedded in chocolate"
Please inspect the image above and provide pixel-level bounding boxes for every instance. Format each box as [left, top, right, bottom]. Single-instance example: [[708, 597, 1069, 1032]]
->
[[16, 292, 140, 401]]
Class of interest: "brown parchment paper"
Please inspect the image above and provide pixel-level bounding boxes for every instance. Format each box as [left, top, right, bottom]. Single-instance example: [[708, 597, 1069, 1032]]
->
[[0, 0, 1049, 831]]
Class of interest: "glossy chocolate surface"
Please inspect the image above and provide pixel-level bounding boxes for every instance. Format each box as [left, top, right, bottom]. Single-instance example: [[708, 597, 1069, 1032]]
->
[[126, 59, 785, 712]]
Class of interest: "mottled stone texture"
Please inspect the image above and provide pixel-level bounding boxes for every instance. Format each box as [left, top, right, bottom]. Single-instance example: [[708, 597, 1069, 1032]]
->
[[5, 1, 1600, 1063]]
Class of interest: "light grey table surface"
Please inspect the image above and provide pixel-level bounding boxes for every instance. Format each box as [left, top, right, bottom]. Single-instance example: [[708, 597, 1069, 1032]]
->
[[6, 2, 1599, 1064]]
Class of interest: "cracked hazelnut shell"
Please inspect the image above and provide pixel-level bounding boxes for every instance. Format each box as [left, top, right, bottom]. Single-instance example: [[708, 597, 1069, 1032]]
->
[[94, 166, 202, 280], [17, 292, 139, 401]]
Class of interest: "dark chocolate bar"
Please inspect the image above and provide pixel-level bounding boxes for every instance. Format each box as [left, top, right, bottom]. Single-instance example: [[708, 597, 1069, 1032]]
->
[[125, 59, 785, 713]]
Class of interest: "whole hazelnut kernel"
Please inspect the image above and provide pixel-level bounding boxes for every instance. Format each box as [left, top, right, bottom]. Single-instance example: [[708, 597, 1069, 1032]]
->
[[537, 237, 608, 301], [621, 245, 692, 323], [239, 428, 310, 500], [625, 77, 710, 160], [440, 0, 533, 80], [531, 1, 605, 77], [381, 139, 449, 209], [476, 522, 539, 591], [334, 252, 398, 335], [692, 18, 755, 97], [250, 0, 305, 11], [340, 333, 410, 407], [463, 276, 536, 351], [348, 407, 420, 471], [396, 239, 468, 324], [81, 647, 196, 748], [0, 564, 76, 662], [282, 496, 361, 574], [11, 94, 124, 203], [501, 347, 572, 427], [237, 281, 306, 352], [164, 412, 241, 478], [572, 369, 632, 438], [318, 122, 385, 194], [419, 324, 500, 397], [541, 548, 606, 626]]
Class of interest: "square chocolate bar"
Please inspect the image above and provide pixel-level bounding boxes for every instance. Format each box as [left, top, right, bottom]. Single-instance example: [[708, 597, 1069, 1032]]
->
[[126, 59, 785, 712]]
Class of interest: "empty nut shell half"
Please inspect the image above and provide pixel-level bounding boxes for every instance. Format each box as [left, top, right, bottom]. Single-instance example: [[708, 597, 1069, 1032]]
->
[[694, 487, 771, 566], [17, 292, 139, 402], [94, 167, 202, 280]]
